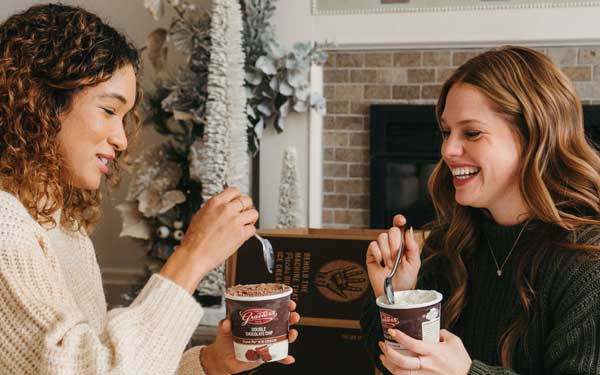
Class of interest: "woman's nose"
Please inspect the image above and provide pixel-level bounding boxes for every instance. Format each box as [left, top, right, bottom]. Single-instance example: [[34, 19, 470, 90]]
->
[[108, 124, 128, 152], [441, 134, 463, 159]]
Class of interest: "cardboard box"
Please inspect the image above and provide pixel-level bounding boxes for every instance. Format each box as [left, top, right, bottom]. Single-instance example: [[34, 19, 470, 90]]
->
[[226, 228, 383, 375]]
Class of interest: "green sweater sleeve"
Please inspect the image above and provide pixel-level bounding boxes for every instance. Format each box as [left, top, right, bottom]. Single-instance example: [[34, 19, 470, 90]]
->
[[468, 360, 518, 374], [469, 253, 600, 375], [543, 255, 600, 374]]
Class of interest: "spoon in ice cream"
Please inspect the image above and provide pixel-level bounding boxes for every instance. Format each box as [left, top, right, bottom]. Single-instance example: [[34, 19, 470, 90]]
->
[[384, 228, 404, 305]]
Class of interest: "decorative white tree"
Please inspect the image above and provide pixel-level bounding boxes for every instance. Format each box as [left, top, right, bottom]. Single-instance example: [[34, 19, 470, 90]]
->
[[277, 146, 301, 228], [195, 0, 248, 296]]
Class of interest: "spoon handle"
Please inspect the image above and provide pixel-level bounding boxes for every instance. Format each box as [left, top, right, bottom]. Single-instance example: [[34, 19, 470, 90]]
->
[[388, 229, 404, 278]]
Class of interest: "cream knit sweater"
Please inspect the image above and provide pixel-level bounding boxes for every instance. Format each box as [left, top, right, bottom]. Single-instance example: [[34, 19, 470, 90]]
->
[[0, 191, 207, 374]]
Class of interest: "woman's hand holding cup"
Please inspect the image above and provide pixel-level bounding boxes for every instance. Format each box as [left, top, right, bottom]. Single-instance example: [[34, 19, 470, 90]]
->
[[200, 300, 300, 375], [366, 214, 421, 297], [160, 187, 259, 293]]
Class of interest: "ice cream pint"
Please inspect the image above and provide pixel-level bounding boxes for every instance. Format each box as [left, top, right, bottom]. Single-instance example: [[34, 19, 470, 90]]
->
[[225, 283, 293, 362], [376, 290, 443, 353]]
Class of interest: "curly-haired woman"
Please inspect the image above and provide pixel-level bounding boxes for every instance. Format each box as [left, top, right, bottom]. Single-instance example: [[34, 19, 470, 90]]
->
[[0, 4, 298, 374], [361, 46, 600, 374]]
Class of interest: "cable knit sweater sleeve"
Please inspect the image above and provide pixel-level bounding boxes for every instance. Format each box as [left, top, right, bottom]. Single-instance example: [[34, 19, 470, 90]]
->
[[469, 255, 600, 375], [0, 192, 207, 374], [469, 232, 600, 375]]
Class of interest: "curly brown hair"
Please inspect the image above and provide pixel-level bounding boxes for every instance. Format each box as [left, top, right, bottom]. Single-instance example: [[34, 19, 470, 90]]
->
[[0, 4, 141, 231]]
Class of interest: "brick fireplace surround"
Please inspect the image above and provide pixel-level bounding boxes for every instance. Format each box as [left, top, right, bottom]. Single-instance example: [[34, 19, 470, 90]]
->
[[322, 46, 600, 229]]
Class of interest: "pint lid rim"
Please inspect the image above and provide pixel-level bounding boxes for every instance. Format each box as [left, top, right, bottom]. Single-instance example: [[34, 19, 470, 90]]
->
[[376, 289, 443, 310]]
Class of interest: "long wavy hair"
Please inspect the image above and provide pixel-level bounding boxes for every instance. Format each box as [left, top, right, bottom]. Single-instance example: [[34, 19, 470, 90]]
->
[[0, 4, 141, 231], [424, 46, 600, 366]]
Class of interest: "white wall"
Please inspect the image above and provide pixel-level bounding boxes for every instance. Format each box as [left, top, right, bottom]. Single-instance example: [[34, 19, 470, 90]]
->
[[258, 0, 600, 229], [259, 1, 314, 228]]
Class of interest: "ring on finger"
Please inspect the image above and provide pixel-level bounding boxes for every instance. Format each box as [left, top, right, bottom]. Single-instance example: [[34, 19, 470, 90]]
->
[[415, 356, 422, 370]]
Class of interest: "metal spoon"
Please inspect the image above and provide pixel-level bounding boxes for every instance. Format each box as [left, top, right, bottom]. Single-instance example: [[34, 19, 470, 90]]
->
[[255, 233, 275, 274], [221, 184, 274, 273], [384, 229, 404, 304]]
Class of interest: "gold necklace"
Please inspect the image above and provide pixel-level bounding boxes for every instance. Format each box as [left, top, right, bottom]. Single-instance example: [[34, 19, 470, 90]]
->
[[485, 219, 530, 277]]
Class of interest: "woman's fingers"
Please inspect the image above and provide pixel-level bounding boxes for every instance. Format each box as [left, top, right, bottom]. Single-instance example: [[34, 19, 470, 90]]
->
[[278, 355, 296, 365], [403, 227, 421, 264], [216, 186, 241, 203], [439, 329, 456, 343], [218, 319, 232, 335], [369, 224, 406, 270], [287, 298, 300, 341], [226, 195, 254, 213], [377, 232, 392, 268], [388, 329, 431, 356], [367, 241, 383, 267], [289, 312, 300, 325], [241, 224, 257, 240], [379, 341, 424, 371], [288, 328, 299, 343], [392, 214, 407, 228], [238, 208, 259, 225], [379, 353, 403, 374], [388, 226, 402, 261], [225, 203, 257, 245]]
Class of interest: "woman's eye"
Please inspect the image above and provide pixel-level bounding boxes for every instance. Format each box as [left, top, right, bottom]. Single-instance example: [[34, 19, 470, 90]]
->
[[440, 130, 450, 139], [465, 131, 482, 139], [102, 107, 116, 116]]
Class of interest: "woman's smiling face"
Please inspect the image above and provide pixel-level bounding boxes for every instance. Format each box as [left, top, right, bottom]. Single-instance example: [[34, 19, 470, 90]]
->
[[441, 82, 527, 221], [57, 64, 136, 190]]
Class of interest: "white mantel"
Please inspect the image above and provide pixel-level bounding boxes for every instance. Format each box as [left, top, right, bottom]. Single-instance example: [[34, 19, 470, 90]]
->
[[313, 4, 600, 49], [258, 0, 600, 229]]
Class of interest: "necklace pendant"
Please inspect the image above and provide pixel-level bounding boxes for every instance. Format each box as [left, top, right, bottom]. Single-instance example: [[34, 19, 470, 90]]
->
[[496, 270, 502, 277]]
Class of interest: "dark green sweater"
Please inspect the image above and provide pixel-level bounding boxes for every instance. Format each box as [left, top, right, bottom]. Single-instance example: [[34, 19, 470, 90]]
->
[[360, 217, 600, 374]]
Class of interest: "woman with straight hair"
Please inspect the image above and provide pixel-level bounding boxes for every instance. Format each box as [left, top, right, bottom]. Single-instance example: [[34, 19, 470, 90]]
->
[[361, 46, 600, 374], [0, 4, 298, 374]]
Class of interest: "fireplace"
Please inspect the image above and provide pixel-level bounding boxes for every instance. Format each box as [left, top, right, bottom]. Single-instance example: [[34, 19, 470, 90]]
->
[[370, 104, 600, 229]]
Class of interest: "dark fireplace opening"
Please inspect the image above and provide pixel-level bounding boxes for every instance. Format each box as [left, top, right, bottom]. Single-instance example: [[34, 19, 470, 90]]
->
[[370, 104, 600, 230]]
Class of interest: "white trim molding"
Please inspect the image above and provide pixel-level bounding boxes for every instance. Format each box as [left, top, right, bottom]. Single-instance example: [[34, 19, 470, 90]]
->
[[312, 6, 600, 49], [312, 0, 600, 16], [308, 64, 324, 228], [327, 38, 600, 51]]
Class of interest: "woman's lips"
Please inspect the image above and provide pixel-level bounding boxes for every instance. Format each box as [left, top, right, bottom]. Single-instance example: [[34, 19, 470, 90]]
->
[[96, 156, 109, 173], [453, 171, 479, 187]]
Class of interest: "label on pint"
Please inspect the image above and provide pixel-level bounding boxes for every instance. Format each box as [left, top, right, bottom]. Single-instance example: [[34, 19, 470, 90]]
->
[[376, 290, 443, 352], [225, 285, 292, 363]]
